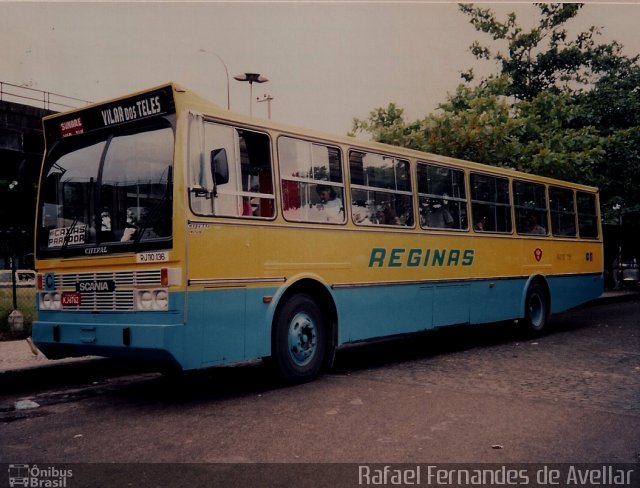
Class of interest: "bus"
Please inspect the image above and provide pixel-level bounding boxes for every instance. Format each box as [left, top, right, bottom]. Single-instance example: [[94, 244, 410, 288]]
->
[[32, 83, 603, 383]]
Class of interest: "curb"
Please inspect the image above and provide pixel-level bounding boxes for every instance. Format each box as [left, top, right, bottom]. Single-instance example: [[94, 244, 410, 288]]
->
[[0, 357, 156, 396]]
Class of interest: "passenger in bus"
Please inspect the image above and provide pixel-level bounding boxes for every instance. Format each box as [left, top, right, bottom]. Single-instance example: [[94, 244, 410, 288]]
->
[[524, 213, 546, 235], [474, 215, 488, 232], [352, 205, 372, 224], [375, 207, 402, 225], [99, 208, 120, 242], [121, 219, 138, 241], [120, 207, 159, 241], [101, 209, 112, 231], [316, 185, 341, 210], [424, 199, 454, 228], [316, 185, 344, 222]]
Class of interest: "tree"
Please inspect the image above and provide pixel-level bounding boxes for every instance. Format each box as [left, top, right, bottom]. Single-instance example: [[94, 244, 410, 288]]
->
[[351, 3, 640, 223], [459, 4, 632, 100]]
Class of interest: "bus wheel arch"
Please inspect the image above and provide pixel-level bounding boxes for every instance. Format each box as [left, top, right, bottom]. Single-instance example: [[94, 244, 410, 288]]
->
[[522, 276, 550, 334], [270, 279, 338, 383]]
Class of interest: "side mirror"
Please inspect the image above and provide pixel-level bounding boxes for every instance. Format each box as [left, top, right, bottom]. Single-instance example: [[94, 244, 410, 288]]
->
[[211, 148, 229, 186]]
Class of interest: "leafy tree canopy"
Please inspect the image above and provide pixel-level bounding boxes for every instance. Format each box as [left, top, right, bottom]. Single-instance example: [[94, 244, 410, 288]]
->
[[351, 3, 640, 223]]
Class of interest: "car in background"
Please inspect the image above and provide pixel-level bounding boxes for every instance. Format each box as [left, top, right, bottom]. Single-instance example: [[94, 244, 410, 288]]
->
[[612, 257, 639, 289]]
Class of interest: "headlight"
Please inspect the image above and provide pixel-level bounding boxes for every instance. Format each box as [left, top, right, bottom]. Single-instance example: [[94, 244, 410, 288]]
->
[[40, 292, 62, 310], [136, 289, 168, 311], [138, 291, 153, 310], [154, 290, 168, 309]]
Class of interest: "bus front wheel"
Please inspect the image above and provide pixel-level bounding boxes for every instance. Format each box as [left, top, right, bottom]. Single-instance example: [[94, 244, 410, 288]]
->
[[523, 282, 549, 334], [273, 293, 326, 384]]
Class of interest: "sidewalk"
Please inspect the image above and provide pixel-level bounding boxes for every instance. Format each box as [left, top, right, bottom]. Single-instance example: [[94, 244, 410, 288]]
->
[[1, 289, 638, 376], [0, 337, 93, 373]]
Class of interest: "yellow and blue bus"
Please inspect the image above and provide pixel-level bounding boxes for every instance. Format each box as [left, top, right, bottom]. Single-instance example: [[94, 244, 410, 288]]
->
[[33, 83, 603, 383]]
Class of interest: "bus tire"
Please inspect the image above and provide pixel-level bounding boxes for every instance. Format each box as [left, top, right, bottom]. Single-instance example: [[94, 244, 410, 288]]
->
[[273, 293, 326, 384], [523, 281, 549, 334]]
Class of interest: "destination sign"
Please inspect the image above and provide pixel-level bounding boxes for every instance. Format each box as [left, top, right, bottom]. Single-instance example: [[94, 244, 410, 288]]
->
[[100, 95, 163, 127], [59, 117, 84, 137], [45, 85, 175, 141], [48, 225, 87, 247]]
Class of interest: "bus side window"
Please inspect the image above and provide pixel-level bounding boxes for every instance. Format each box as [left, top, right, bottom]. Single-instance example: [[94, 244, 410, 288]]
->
[[513, 180, 548, 236], [237, 130, 275, 218], [349, 150, 413, 227], [189, 118, 275, 218], [417, 162, 468, 230], [549, 186, 577, 237], [278, 137, 345, 224], [470, 173, 512, 233], [577, 191, 598, 239]]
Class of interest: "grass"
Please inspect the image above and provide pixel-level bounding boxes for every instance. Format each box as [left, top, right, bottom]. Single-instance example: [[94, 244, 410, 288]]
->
[[0, 287, 36, 340]]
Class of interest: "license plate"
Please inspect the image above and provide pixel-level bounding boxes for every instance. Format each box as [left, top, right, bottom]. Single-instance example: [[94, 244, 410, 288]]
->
[[61, 292, 81, 306]]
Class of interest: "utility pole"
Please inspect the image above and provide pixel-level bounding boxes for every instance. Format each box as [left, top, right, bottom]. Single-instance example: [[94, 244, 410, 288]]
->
[[256, 94, 274, 119]]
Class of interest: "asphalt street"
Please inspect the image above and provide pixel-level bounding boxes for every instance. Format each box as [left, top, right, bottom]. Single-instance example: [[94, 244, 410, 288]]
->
[[0, 298, 638, 487]]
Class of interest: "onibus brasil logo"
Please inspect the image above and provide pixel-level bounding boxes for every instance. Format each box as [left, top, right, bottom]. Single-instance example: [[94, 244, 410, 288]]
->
[[8, 465, 72, 487]]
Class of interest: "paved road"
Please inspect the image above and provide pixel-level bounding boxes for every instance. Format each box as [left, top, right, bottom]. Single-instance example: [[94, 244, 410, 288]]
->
[[0, 300, 638, 485]]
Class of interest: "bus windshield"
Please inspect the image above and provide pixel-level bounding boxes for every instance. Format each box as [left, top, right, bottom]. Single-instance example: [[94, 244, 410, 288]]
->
[[37, 120, 174, 257]]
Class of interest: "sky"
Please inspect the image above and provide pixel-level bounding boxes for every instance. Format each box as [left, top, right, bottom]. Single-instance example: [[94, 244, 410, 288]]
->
[[2, 1, 640, 138]]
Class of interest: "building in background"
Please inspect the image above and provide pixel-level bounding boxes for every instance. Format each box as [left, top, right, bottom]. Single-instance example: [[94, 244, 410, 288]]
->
[[0, 82, 89, 271]]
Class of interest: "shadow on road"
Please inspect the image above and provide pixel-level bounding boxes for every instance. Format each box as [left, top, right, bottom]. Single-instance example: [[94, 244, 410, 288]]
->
[[2, 310, 594, 409], [331, 311, 590, 375]]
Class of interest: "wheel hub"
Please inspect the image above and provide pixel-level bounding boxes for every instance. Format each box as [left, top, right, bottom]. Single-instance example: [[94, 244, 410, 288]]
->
[[288, 311, 318, 366], [529, 293, 544, 327]]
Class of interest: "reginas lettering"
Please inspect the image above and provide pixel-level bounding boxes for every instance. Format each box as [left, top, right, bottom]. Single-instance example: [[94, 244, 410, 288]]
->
[[368, 247, 474, 268]]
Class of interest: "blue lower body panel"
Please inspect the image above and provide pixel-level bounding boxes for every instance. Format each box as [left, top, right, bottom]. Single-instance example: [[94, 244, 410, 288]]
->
[[32, 321, 187, 367], [334, 274, 603, 344], [33, 274, 603, 370], [547, 273, 604, 313], [33, 288, 277, 371], [334, 278, 527, 343], [33, 291, 191, 368]]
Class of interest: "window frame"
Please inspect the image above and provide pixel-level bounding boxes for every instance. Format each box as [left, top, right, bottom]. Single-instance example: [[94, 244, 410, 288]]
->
[[549, 185, 577, 238], [513, 179, 549, 237], [417, 161, 469, 231], [349, 149, 415, 228], [576, 191, 599, 240], [469, 172, 513, 234], [277, 135, 346, 225], [188, 116, 276, 220], [37, 118, 175, 258]]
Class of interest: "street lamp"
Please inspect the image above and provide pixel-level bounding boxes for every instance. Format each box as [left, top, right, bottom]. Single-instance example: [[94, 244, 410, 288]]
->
[[234, 72, 268, 116], [198, 48, 231, 110]]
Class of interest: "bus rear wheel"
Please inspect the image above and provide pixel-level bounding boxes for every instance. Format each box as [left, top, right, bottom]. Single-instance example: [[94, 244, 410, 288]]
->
[[523, 282, 548, 334], [273, 293, 326, 384]]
